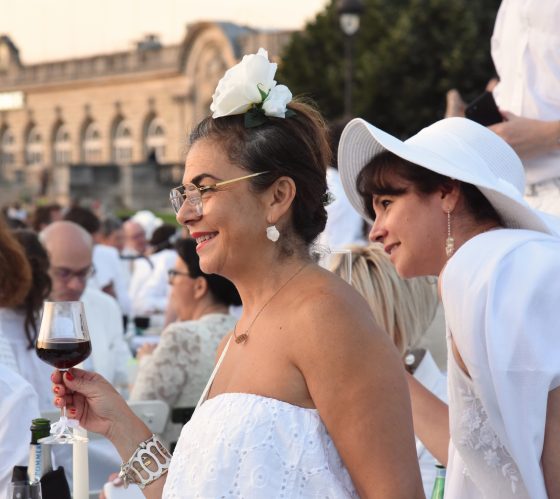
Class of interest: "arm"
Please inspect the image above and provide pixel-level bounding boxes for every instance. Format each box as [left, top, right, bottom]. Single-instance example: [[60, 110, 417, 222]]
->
[[543, 386, 560, 497], [52, 368, 167, 498], [294, 287, 424, 498], [489, 113, 560, 159], [406, 373, 449, 466]]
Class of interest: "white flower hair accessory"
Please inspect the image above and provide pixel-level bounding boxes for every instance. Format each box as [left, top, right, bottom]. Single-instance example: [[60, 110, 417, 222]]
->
[[210, 48, 295, 128]]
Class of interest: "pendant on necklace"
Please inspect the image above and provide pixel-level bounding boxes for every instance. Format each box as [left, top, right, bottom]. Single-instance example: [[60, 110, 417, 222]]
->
[[235, 333, 249, 344]]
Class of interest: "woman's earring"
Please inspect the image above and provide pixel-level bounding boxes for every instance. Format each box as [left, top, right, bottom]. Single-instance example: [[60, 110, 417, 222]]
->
[[445, 210, 455, 257], [266, 225, 280, 242]]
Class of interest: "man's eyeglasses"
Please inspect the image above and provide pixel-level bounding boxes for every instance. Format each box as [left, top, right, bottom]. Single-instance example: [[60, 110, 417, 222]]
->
[[167, 269, 191, 284], [169, 171, 269, 215], [51, 266, 95, 283]]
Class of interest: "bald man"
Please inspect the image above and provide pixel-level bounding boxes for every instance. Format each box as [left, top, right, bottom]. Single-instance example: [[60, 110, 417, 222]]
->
[[39, 221, 132, 384]]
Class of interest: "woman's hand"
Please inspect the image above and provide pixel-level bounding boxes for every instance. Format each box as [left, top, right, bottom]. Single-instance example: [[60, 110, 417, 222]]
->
[[489, 113, 560, 159], [51, 368, 151, 457]]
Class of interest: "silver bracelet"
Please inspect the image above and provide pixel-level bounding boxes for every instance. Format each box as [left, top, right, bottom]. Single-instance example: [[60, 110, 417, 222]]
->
[[119, 434, 172, 489]]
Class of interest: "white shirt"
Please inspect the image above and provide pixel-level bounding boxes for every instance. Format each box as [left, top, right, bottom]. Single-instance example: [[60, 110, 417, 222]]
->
[[491, 0, 560, 184], [132, 249, 176, 317], [80, 287, 132, 386], [441, 229, 560, 498], [0, 364, 41, 496], [317, 167, 365, 250], [91, 244, 131, 316]]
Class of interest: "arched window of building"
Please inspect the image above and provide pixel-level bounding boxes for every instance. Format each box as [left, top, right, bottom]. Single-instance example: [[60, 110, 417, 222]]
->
[[25, 125, 43, 166], [83, 122, 102, 163], [53, 124, 72, 165], [145, 117, 166, 163], [0, 127, 16, 172], [112, 119, 133, 164]]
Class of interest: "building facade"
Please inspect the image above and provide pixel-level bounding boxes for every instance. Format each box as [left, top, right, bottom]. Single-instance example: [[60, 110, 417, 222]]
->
[[0, 23, 291, 211]]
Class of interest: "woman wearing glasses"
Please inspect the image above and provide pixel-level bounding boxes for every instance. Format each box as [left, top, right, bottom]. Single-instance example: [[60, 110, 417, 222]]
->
[[51, 49, 423, 498], [129, 237, 240, 447]]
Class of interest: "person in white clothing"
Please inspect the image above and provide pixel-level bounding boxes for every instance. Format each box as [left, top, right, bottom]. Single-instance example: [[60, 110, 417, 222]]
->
[[49, 49, 423, 497], [338, 116, 560, 498], [330, 243, 447, 496]]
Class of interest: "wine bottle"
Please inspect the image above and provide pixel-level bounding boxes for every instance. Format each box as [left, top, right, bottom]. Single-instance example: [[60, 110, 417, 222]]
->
[[430, 464, 446, 499], [28, 418, 53, 483]]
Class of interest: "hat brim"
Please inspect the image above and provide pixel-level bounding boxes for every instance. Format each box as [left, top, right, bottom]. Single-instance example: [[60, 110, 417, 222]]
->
[[338, 118, 557, 236]]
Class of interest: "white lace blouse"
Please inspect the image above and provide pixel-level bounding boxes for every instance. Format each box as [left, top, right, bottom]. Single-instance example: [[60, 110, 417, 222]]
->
[[441, 229, 560, 498], [163, 392, 358, 498], [129, 313, 236, 444]]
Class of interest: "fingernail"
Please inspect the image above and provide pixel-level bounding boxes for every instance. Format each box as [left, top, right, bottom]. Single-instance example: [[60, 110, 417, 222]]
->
[[54, 386, 60, 394], [51, 372, 56, 382], [56, 397, 63, 405], [69, 408, 77, 415], [65, 371, 74, 381]]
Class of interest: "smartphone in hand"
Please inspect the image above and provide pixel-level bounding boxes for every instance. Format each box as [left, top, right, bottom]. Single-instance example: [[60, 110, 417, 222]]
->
[[465, 91, 503, 126]]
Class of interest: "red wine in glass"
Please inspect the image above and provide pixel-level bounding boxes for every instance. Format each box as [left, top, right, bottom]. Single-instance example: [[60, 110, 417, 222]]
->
[[35, 301, 91, 444], [36, 338, 92, 370]]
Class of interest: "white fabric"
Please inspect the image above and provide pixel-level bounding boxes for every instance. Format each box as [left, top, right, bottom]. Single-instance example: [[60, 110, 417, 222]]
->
[[0, 325, 19, 373], [317, 167, 365, 250], [164, 393, 358, 498], [132, 249, 176, 317], [0, 309, 54, 410], [80, 287, 132, 386], [525, 178, 560, 219], [0, 363, 41, 497], [441, 228, 560, 498], [491, 0, 560, 186], [413, 351, 448, 497], [129, 313, 236, 445], [91, 244, 131, 316]]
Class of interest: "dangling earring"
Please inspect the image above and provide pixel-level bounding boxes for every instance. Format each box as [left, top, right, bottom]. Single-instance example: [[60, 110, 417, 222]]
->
[[445, 210, 455, 257], [266, 225, 280, 242]]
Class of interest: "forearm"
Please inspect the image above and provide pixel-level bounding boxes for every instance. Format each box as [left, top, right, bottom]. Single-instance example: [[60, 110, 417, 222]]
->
[[406, 373, 450, 466]]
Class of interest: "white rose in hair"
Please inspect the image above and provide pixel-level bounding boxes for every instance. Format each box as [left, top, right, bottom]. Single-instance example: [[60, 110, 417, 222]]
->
[[262, 85, 293, 118], [211, 48, 276, 118], [210, 48, 292, 122]]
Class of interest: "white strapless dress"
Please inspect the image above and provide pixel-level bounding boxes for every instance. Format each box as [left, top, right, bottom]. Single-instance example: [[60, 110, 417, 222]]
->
[[163, 392, 358, 498]]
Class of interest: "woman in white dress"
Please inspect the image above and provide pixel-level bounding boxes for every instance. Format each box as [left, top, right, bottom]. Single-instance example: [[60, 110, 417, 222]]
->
[[337, 116, 560, 498], [50, 49, 423, 498]]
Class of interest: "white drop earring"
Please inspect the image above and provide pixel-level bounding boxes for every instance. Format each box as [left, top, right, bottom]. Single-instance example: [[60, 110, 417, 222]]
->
[[266, 225, 280, 242], [445, 210, 455, 257]]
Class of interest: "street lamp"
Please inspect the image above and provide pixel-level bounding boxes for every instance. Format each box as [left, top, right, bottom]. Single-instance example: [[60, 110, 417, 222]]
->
[[338, 0, 365, 119]]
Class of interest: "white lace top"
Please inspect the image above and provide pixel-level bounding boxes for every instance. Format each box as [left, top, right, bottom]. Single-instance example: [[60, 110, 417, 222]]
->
[[441, 229, 560, 498], [129, 313, 236, 444], [163, 393, 358, 498]]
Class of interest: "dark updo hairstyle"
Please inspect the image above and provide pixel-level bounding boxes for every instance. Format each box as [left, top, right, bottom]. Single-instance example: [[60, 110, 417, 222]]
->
[[11, 229, 52, 349], [64, 206, 101, 235], [176, 238, 241, 307], [189, 99, 331, 253], [357, 150, 503, 225], [149, 223, 178, 253]]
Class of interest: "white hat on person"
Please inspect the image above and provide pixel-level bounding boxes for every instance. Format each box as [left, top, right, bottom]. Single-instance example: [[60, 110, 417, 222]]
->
[[338, 116, 560, 237]]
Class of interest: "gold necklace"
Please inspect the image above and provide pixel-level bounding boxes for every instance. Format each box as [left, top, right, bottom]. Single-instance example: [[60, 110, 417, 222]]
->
[[233, 263, 308, 344]]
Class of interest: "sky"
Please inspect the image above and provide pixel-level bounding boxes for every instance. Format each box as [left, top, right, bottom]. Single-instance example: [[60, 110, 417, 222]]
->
[[0, 0, 330, 64]]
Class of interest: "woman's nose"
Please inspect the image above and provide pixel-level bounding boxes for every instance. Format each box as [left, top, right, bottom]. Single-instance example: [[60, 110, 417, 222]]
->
[[176, 200, 202, 226], [369, 220, 386, 243]]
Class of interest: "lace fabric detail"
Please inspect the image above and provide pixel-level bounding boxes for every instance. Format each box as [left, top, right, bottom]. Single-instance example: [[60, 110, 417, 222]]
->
[[456, 384, 520, 494], [163, 392, 358, 498]]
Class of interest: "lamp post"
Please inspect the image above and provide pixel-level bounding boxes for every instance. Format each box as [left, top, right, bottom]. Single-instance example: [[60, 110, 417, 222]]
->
[[338, 0, 365, 119]]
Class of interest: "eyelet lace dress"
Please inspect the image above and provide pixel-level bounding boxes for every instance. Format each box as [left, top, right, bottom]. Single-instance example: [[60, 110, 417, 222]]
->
[[163, 392, 358, 498]]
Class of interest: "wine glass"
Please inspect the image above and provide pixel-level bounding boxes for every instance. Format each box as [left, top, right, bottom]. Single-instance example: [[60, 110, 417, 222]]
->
[[319, 248, 353, 284], [35, 301, 91, 444], [7, 481, 42, 499]]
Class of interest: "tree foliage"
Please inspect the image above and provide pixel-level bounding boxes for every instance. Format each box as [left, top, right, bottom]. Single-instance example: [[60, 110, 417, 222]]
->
[[279, 0, 501, 138]]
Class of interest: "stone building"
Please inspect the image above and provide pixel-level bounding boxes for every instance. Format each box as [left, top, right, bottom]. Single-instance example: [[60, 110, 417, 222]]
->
[[0, 23, 291, 211]]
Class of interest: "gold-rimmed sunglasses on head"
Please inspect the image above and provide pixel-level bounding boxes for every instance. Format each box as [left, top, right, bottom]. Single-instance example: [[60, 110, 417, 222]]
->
[[169, 171, 269, 215]]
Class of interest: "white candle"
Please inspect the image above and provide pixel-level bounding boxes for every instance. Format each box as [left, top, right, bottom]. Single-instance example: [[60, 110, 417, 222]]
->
[[73, 427, 89, 499]]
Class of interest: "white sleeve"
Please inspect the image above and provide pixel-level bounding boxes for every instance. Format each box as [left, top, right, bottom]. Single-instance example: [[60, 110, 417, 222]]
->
[[442, 236, 560, 493], [0, 366, 41, 493]]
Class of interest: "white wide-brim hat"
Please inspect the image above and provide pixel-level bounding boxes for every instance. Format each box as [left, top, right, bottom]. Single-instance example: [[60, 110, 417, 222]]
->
[[338, 117, 560, 236]]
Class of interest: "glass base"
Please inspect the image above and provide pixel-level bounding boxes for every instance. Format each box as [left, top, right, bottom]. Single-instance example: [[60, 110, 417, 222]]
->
[[38, 416, 88, 445]]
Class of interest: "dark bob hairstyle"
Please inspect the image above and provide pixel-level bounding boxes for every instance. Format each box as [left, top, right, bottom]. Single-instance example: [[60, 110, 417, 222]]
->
[[176, 238, 241, 307]]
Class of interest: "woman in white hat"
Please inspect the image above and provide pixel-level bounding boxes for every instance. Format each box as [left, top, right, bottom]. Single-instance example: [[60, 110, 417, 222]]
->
[[338, 117, 560, 498]]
